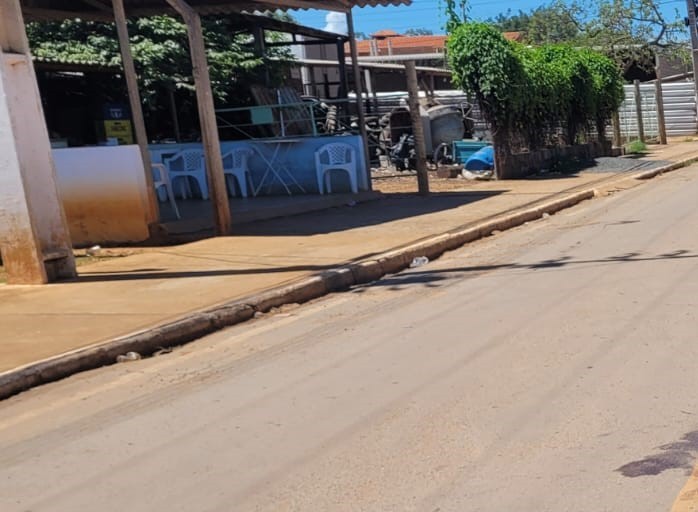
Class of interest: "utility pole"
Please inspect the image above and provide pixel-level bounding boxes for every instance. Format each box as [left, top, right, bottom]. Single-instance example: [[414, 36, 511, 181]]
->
[[685, 0, 698, 100]]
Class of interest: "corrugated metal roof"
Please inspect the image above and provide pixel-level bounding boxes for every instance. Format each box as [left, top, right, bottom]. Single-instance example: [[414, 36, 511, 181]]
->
[[22, 0, 412, 22]]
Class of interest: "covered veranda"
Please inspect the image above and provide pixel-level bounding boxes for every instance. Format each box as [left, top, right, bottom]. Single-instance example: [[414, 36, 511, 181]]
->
[[0, 0, 411, 284]]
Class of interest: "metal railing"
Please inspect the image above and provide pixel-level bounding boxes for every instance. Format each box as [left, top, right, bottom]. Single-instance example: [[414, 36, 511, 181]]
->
[[215, 98, 360, 141]]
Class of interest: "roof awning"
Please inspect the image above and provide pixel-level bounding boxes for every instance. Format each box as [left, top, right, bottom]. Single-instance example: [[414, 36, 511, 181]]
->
[[21, 0, 412, 22]]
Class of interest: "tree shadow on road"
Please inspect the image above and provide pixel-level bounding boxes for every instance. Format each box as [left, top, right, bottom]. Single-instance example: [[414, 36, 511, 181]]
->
[[616, 430, 698, 478], [362, 250, 698, 292]]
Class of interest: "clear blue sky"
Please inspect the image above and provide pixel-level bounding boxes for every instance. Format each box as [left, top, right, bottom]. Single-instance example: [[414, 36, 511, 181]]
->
[[291, 0, 686, 36]]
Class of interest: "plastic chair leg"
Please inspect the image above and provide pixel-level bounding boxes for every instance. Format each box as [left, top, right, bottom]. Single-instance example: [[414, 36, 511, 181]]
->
[[349, 170, 358, 194]]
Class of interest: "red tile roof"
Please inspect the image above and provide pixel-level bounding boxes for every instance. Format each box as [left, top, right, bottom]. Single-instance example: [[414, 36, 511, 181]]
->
[[351, 31, 525, 56], [353, 35, 448, 56], [371, 29, 401, 38], [503, 31, 524, 42]]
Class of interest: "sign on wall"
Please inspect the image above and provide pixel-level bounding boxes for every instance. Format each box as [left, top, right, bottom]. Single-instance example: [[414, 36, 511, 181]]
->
[[102, 103, 134, 145]]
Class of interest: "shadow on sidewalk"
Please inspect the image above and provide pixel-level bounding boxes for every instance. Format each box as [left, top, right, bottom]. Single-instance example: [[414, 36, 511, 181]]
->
[[233, 191, 506, 237]]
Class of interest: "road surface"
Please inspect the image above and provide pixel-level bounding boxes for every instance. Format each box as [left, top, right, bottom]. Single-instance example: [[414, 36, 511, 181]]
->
[[2, 168, 698, 511]]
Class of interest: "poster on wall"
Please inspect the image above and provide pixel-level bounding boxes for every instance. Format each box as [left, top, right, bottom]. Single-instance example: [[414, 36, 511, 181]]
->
[[102, 103, 134, 145]]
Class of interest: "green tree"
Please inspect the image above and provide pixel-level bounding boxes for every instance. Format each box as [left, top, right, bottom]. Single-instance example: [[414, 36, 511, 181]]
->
[[488, 9, 531, 32], [27, 15, 292, 107], [526, 1, 582, 44], [442, 0, 470, 32], [404, 28, 435, 36], [488, 2, 581, 44], [577, 0, 687, 72]]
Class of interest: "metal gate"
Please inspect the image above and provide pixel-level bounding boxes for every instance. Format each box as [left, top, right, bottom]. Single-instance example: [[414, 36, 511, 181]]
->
[[618, 81, 697, 140]]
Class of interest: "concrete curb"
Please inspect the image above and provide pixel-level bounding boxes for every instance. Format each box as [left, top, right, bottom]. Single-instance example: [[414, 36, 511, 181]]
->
[[633, 153, 698, 180], [0, 155, 694, 400]]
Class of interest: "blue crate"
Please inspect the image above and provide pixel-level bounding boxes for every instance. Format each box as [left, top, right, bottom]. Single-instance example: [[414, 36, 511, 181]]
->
[[452, 140, 491, 164]]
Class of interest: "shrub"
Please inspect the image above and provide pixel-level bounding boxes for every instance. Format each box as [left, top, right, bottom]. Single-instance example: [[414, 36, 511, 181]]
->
[[447, 22, 625, 156]]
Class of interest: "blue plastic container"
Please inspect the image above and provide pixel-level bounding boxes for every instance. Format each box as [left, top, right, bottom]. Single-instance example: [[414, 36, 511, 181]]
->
[[464, 145, 495, 171], [452, 140, 490, 164]]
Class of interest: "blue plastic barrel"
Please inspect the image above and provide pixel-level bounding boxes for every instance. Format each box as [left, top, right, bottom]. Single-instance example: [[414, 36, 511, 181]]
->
[[464, 145, 494, 171]]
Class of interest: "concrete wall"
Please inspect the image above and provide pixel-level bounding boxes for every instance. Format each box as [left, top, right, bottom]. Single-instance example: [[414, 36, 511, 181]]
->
[[150, 135, 368, 193], [53, 146, 151, 246], [503, 141, 613, 179], [50, 135, 367, 246]]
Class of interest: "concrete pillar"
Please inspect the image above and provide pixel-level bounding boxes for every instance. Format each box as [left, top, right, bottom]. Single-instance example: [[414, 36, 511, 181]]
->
[[0, 0, 77, 284]]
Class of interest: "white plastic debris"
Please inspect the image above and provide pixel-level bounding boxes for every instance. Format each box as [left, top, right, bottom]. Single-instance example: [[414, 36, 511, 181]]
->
[[410, 256, 429, 268], [116, 351, 141, 363], [463, 170, 494, 181], [86, 245, 101, 257]]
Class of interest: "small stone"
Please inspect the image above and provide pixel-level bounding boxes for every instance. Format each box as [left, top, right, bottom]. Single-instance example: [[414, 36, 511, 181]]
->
[[542, 212, 551, 219]]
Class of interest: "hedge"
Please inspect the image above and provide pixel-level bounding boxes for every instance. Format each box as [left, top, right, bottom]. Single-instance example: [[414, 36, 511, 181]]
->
[[447, 22, 625, 154]]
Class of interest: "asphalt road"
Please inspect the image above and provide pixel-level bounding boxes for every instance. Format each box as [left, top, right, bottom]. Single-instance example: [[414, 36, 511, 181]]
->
[[2, 167, 698, 512]]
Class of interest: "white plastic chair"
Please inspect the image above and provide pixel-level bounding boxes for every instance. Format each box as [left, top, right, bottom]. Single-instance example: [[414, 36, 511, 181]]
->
[[163, 150, 208, 200], [222, 147, 254, 198], [152, 163, 180, 219], [314, 143, 358, 194]]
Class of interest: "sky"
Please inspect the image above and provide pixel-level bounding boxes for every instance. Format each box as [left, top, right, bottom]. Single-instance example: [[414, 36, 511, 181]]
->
[[291, 0, 687, 37]]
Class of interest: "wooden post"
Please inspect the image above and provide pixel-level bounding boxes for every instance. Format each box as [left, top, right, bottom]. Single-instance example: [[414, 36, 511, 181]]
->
[[336, 39, 348, 99], [346, 9, 372, 190], [252, 25, 270, 87], [612, 111, 622, 148], [654, 57, 668, 145], [655, 80, 668, 144], [633, 79, 646, 143], [364, 68, 378, 111], [363, 68, 373, 113], [405, 60, 429, 195], [166, 0, 231, 235], [112, 0, 158, 226], [167, 86, 181, 142]]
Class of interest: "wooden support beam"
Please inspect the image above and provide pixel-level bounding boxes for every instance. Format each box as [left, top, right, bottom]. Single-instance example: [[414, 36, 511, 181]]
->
[[167, 87, 182, 142], [81, 0, 110, 12], [346, 8, 372, 190], [112, 0, 159, 227], [21, 7, 113, 22], [166, 0, 231, 235], [337, 39, 348, 99], [405, 60, 429, 196], [364, 68, 378, 112]]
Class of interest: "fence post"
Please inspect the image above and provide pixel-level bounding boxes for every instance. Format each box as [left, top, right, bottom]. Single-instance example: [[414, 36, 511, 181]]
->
[[654, 57, 668, 145], [612, 111, 622, 148], [405, 60, 429, 195], [633, 79, 646, 143]]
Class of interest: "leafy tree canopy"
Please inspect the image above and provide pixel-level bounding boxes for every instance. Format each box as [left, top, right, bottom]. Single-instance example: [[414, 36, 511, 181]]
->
[[27, 13, 293, 107], [446, 0, 688, 66], [404, 28, 435, 36]]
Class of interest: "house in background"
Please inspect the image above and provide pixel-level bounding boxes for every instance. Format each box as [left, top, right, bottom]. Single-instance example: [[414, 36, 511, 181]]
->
[[348, 30, 524, 92]]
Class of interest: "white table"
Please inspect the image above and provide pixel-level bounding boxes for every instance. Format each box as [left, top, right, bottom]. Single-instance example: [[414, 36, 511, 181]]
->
[[251, 138, 307, 196]]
